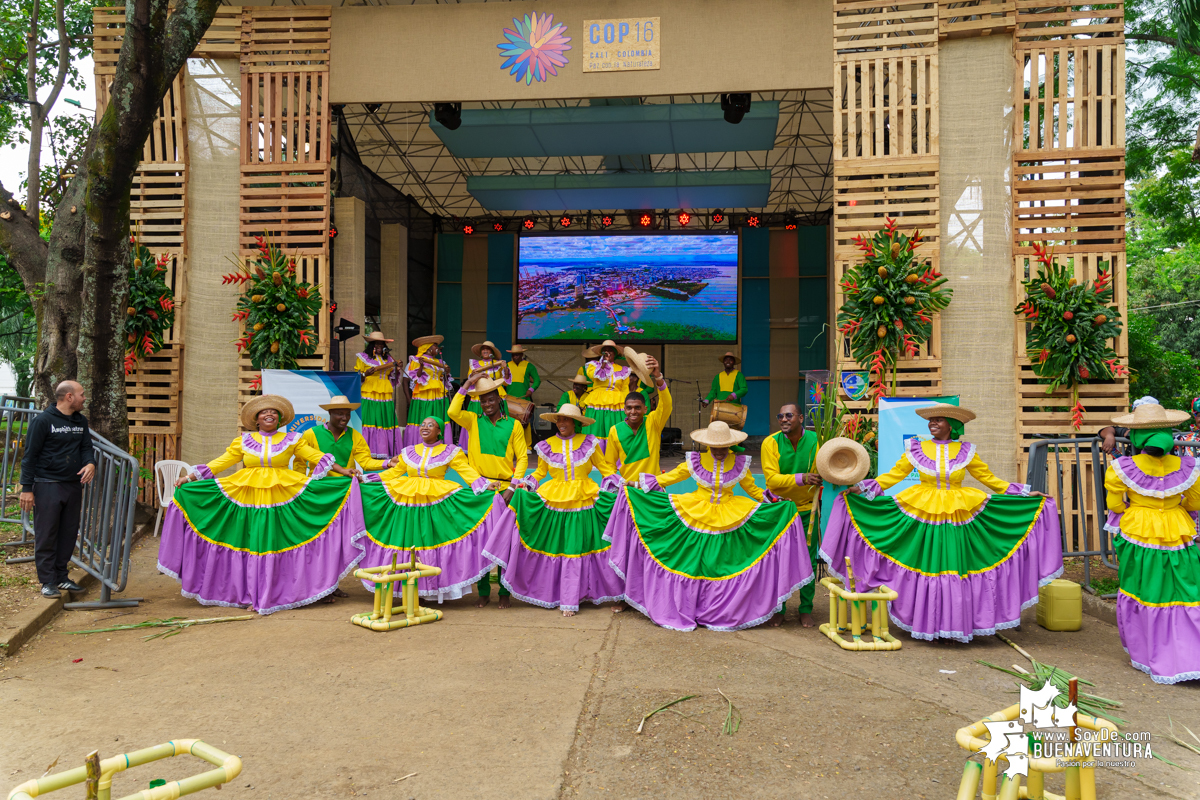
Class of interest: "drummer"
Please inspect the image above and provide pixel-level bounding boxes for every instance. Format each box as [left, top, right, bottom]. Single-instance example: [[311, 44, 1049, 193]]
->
[[507, 345, 541, 446], [558, 372, 590, 411], [700, 351, 748, 452]]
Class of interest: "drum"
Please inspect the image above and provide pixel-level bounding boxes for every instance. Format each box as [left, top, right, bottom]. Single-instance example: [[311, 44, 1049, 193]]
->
[[506, 396, 535, 426], [710, 401, 748, 430]]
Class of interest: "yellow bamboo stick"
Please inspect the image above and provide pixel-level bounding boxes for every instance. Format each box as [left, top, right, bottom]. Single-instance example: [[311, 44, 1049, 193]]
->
[[1065, 764, 1080, 800], [998, 773, 1021, 800], [981, 757, 998, 800], [957, 761, 982, 800], [1026, 768, 1045, 800], [1079, 765, 1096, 800]]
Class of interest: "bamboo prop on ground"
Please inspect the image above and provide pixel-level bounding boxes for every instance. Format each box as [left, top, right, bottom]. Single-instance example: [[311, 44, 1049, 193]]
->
[[61, 616, 254, 640], [635, 695, 698, 734], [717, 689, 741, 736]]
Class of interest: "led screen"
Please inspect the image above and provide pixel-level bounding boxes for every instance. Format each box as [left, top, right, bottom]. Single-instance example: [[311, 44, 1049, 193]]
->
[[516, 233, 738, 343]]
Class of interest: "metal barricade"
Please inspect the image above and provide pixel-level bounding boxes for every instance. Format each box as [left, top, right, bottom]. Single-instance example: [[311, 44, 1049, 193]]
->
[[0, 397, 142, 609], [1027, 434, 1191, 601]]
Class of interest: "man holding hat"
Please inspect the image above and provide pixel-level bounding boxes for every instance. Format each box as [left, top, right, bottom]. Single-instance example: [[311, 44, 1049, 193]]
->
[[606, 350, 672, 485], [450, 371, 528, 607], [558, 372, 590, 410], [761, 403, 823, 627], [295, 396, 399, 476]]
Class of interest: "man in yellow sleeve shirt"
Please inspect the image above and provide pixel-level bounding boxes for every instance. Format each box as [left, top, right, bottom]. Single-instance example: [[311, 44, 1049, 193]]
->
[[294, 396, 398, 476], [760, 403, 822, 628], [449, 373, 529, 608], [606, 354, 671, 485]]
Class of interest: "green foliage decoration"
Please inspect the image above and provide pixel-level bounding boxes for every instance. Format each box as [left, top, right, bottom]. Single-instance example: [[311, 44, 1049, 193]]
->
[[834, 218, 953, 401], [123, 231, 175, 375], [224, 235, 322, 379]]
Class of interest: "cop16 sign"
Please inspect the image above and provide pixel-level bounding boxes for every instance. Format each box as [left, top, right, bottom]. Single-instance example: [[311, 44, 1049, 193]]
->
[[582, 17, 660, 72]]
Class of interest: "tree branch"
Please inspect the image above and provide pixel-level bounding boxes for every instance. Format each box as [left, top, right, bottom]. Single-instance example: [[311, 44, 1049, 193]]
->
[[38, 0, 70, 126], [0, 179, 49, 289], [1126, 32, 1200, 57]]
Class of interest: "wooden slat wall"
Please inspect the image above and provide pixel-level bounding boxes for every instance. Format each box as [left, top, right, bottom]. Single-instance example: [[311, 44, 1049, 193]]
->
[[1012, 2, 1128, 471], [833, 0, 942, 411], [237, 7, 333, 407], [939, 0, 1016, 39]]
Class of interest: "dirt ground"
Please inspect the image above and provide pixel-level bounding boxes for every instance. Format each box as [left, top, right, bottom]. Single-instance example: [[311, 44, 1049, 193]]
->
[[2, 535, 1198, 800], [0, 522, 41, 616]]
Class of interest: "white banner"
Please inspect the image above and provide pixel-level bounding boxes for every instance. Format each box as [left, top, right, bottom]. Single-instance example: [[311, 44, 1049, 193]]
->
[[877, 395, 960, 496], [260, 370, 364, 434]]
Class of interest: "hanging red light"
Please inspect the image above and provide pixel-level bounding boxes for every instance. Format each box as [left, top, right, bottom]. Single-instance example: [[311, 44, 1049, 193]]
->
[[600, 215, 614, 228], [638, 213, 653, 228], [493, 221, 505, 232], [746, 215, 760, 228], [712, 210, 724, 225], [462, 223, 474, 235], [523, 217, 536, 230], [560, 215, 572, 228], [677, 211, 691, 226]]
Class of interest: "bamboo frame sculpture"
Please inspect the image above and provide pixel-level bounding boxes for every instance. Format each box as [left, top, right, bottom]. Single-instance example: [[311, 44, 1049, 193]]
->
[[352, 553, 444, 631], [819, 556, 902, 651], [955, 703, 1119, 800], [6, 739, 241, 800]]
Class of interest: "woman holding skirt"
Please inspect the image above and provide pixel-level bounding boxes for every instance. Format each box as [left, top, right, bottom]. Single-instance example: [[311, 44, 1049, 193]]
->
[[582, 340, 634, 444], [459, 341, 511, 450], [822, 403, 1063, 642], [605, 421, 814, 632], [1103, 401, 1200, 684], [158, 395, 361, 614], [403, 334, 453, 447], [485, 404, 626, 616], [359, 416, 516, 603], [356, 331, 403, 457]]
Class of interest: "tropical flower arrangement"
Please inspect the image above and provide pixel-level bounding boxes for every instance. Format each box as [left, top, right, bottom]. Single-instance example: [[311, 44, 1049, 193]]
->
[[123, 232, 176, 375], [223, 235, 323, 390], [835, 218, 953, 403], [1015, 242, 1126, 430]]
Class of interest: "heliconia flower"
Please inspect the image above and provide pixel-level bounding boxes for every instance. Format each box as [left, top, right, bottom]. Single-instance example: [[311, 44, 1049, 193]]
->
[[1071, 400, 1086, 431], [123, 351, 137, 375], [148, 310, 158, 320], [297, 287, 309, 299], [1038, 349, 1050, 363], [497, 12, 572, 85], [299, 329, 311, 346], [884, 217, 898, 233], [156, 253, 170, 267], [231, 310, 249, 322], [159, 296, 174, 312], [141, 333, 155, 355], [249, 374, 262, 391]]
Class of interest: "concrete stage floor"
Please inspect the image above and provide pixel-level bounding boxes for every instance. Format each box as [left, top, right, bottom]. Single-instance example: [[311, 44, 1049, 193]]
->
[[3, 536, 1199, 799]]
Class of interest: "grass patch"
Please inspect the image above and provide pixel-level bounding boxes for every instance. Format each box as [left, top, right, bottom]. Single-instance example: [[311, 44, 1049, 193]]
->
[[0, 574, 31, 588], [1090, 577, 1119, 595]]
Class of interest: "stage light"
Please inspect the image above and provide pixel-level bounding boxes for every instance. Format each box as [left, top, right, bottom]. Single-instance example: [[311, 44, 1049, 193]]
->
[[523, 216, 537, 231], [433, 102, 463, 131], [785, 222, 797, 230], [677, 211, 691, 226], [560, 215, 572, 228], [712, 210, 725, 225], [462, 223, 475, 235], [746, 215, 760, 228], [848, 199, 858, 207], [720, 93, 752, 125], [329, 302, 338, 313], [364, 103, 382, 115], [493, 221, 505, 232], [638, 213, 653, 228], [328, 225, 338, 239], [600, 215, 614, 228], [785, 214, 798, 230]]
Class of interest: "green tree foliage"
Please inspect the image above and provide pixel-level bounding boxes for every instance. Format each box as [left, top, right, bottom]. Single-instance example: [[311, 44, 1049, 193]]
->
[[0, 253, 36, 398], [1127, 314, 1200, 409]]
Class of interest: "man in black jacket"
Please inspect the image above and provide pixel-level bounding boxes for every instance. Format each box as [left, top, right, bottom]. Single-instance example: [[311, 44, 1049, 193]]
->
[[19, 380, 96, 598]]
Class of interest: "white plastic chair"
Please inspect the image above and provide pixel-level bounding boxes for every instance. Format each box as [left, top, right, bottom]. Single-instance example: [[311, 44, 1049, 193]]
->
[[153, 459, 191, 537]]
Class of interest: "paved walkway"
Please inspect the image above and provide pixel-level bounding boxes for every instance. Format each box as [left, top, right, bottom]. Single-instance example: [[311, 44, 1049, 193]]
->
[[2, 537, 1198, 799]]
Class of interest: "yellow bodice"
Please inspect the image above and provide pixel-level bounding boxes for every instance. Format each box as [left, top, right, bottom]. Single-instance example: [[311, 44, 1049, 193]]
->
[[584, 360, 633, 408], [376, 443, 483, 505], [1105, 454, 1200, 549], [527, 434, 614, 510], [356, 354, 399, 400], [196, 431, 331, 506], [656, 451, 766, 532], [872, 439, 1022, 523]]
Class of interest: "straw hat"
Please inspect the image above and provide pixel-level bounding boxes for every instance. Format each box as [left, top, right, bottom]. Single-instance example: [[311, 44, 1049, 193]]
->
[[1111, 402, 1191, 430], [241, 394, 295, 431], [623, 347, 655, 387], [365, 331, 394, 343], [508, 344, 529, 354], [720, 351, 741, 365], [540, 403, 596, 428], [412, 334, 443, 347], [598, 339, 620, 354], [581, 345, 601, 359], [690, 421, 748, 448], [816, 437, 871, 485], [319, 395, 360, 412], [571, 371, 589, 386], [471, 340, 500, 358], [915, 403, 977, 425], [467, 376, 508, 397]]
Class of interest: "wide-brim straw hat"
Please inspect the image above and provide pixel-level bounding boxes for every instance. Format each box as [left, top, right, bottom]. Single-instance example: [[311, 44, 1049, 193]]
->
[[319, 394, 360, 412], [599, 339, 620, 354], [720, 351, 741, 365], [241, 394, 295, 430], [412, 334, 443, 347], [365, 331, 394, 343], [508, 344, 529, 354], [581, 345, 601, 359], [623, 347, 655, 387], [540, 403, 596, 427], [571, 371, 589, 386], [816, 437, 871, 486], [472, 340, 500, 358], [467, 376, 508, 397], [915, 403, 977, 425], [1112, 402, 1191, 430], [690, 421, 748, 448]]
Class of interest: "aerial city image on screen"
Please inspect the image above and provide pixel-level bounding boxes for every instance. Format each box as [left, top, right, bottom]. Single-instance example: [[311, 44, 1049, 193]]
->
[[517, 233, 738, 342]]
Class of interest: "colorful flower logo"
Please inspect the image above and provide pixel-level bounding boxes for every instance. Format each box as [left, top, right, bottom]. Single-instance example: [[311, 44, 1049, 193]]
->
[[497, 12, 571, 85]]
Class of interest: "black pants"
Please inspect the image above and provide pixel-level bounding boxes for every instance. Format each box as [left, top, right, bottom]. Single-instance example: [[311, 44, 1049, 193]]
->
[[33, 482, 83, 585]]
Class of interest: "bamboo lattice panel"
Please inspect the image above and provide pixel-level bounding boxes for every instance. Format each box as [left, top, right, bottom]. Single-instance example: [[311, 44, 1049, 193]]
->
[[239, 166, 331, 254], [1017, 44, 1124, 150], [835, 0, 939, 56], [240, 71, 330, 165], [130, 432, 179, 505], [938, 0, 1015, 39], [833, 53, 939, 159], [1013, 149, 1125, 254], [127, 343, 183, 434], [1014, 0, 1123, 45], [240, 7, 332, 73], [92, 6, 245, 80], [131, 164, 187, 252]]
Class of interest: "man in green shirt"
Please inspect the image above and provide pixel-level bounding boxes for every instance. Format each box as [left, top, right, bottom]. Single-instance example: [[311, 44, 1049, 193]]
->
[[701, 352, 748, 407], [506, 345, 541, 399], [558, 372, 590, 410], [760, 403, 822, 627]]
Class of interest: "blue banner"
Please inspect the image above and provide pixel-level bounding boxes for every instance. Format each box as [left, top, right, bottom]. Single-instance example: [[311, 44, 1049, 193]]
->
[[261, 370, 364, 434], [876, 396, 960, 496]]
